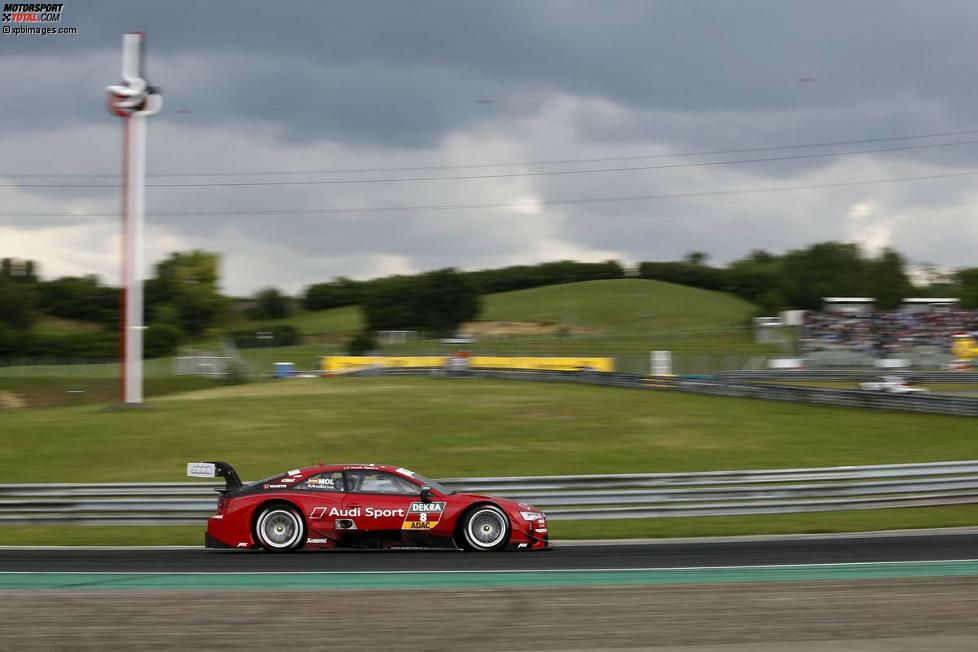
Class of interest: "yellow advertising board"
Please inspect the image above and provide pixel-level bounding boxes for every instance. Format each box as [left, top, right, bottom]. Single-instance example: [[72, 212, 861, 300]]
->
[[320, 355, 615, 374], [951, 335, 978, 361], [320, 356, 446, 373], [469, 356, 615, 373]]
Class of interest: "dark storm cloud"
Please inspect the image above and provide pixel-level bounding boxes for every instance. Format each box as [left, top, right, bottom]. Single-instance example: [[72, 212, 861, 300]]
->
[[5, 1, 978, 291], [8, 0, 978, 148]]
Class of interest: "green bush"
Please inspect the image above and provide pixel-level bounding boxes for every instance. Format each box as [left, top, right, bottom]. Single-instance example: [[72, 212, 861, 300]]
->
[[222, 357, 252, 384], [346, 331, 376, 355]]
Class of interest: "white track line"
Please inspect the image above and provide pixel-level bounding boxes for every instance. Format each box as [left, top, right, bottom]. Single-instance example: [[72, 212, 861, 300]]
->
[[2, 558, 978, 575], [1, 526, 976, 551], [555, 526, 978, 546]]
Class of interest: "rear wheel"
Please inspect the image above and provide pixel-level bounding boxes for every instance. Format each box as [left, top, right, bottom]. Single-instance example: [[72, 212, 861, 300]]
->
[[460, 505, 510, 551], [254, 505, 305, 552]]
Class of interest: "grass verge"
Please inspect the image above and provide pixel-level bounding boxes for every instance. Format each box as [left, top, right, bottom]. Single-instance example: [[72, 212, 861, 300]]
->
[[2, 377, 978, 482], [0, 376, 221, 408], [2, 505, 976, 546]]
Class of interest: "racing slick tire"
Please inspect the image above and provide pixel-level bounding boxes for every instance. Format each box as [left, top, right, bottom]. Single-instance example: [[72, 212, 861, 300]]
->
[[254, 504, 306, 552], [459, 505, 510, 552]]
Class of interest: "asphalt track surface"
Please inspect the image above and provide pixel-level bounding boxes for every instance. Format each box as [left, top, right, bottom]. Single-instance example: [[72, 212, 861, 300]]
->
[[1, 531, 974, 572], [5, 534, 978, 650]]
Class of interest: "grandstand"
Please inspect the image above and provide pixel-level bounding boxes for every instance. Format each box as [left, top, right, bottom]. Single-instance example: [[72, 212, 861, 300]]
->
[[800, 297, 978, 367]]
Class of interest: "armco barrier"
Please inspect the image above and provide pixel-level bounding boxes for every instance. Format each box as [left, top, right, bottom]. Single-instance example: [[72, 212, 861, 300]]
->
[[370, 367, 978, 416], [679, 380, 978, 417], [2, 461, 978, 524], [717, 370, 978, 383]]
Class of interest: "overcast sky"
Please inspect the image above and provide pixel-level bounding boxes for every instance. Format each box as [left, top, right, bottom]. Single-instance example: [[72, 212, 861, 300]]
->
[[2, 1, 978, 294]]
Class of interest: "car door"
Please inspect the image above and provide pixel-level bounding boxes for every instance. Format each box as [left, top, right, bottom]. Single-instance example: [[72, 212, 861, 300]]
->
[[295, 471, 347, 539], [341, 470, 420, 534]]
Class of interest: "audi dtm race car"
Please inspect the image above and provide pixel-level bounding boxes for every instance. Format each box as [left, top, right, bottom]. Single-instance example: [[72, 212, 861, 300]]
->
[[187, 461, 549, 552]]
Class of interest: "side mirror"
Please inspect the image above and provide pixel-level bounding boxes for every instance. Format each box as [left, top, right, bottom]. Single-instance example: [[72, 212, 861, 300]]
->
[[420, 486, 435, 503]]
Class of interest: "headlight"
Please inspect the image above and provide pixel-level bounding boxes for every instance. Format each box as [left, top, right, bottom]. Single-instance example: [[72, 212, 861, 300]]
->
[[520, 511, 544, 521]]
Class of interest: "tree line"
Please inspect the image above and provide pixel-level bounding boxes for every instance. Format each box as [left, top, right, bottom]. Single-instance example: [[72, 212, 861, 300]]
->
[[638, 244, 978, 312], [3, 243, 978, 359], [0, 251, 226, 359]]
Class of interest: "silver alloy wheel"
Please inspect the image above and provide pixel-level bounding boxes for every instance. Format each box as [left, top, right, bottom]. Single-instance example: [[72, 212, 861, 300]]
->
[[463, 506, 509, 551], [256, 507, 303, 551]]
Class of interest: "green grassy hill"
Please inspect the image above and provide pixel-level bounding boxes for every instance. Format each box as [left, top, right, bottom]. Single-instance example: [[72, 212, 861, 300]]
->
[[482, 278, 754, 330], [248, 305, 362, 342], [0, 279, 774, 406], [246, 279, 776, 369], [478, 279, 759, 347]]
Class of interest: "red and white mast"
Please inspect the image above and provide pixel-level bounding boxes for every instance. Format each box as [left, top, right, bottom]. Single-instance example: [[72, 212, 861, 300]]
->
[[107, 33, 162, 405]]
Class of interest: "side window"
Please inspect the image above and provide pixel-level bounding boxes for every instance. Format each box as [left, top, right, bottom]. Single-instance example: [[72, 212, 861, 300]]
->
[[299, 471, 344, 492], [346, 470, 418, 495]]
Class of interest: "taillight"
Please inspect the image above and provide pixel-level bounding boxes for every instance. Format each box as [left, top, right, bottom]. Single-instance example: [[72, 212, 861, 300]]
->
[[217, 495, 229, 513]]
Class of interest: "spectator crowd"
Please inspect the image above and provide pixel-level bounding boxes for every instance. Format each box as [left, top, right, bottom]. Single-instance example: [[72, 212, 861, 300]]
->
[[801, 310, 978, 357]]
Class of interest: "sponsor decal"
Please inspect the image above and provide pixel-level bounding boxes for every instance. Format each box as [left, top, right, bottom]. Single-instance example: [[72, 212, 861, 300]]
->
[[310, 505, 410, 519], [306, 538, 330, 544], [263, 484, 287, 489], [287, 469, 301, 476], [395, 467, 417, 477], [186, 462, 216, 478], [306, 477, 335, 487], [409, 502, 444, 512], [389, 546, 430, 550], [321, 355, 615, 374], [281, 477, 297, 484], [365, 507, 405, 518], [236, 543, 248, 548], [401, 501, 446, 530]]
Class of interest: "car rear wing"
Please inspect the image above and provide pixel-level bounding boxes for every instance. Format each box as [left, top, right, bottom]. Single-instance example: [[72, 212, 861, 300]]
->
[[186, 461, 243, 492]]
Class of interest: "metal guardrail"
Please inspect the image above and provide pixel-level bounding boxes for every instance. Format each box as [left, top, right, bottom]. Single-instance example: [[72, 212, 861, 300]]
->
[[717, 370, 978, 383], [370, 367, 978, 416], [2, 461, 978, 524], [679, 380, 978, 417]]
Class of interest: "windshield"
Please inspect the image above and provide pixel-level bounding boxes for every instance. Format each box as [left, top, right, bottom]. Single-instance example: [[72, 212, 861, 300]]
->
[[396, 468, 455, 495], [416, 474, 455, 495]]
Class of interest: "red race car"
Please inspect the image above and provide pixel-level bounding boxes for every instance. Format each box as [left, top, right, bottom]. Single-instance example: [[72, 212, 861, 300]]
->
[[186, 461, 549, 552]]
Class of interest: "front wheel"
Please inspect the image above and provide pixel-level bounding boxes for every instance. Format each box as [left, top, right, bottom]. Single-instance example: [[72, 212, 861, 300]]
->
[[254, 505, 305, 552], [460, 505, 510, 551]]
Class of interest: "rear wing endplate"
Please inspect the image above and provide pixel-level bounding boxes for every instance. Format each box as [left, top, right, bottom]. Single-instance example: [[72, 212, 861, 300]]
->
[[186, 461, 243, 492]]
